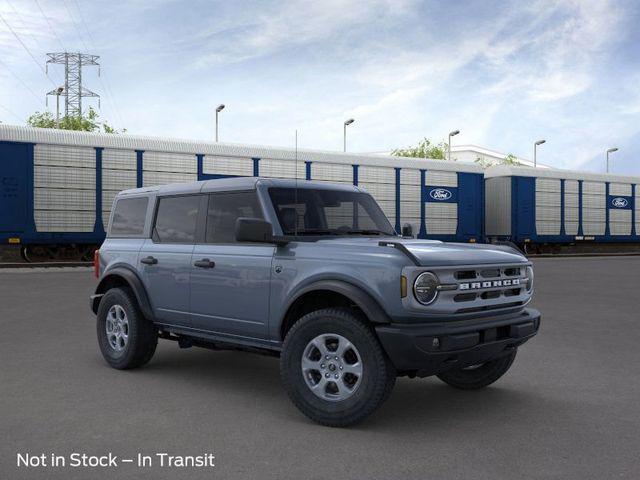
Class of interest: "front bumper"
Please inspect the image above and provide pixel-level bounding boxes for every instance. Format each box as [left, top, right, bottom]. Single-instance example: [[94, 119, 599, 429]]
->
[[375, 308, 541, 377]]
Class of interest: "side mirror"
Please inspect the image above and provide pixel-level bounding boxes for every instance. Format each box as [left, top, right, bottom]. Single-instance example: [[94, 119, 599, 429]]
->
[[401, 223, 413, 238], [235, 218, 274, 243]]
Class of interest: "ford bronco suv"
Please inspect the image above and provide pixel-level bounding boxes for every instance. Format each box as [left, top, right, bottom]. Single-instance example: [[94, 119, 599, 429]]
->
[[91, 177, 540, 427]]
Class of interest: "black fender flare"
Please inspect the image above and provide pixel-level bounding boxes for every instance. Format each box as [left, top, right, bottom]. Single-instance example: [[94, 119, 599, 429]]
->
[[91, 266, 154, 320], [282, 279, 391, 327]]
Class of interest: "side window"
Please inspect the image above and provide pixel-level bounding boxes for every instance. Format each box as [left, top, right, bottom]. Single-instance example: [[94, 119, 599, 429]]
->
[[110, 197, 148, 236], [206, 191, 263, 243], [153, 195, 200, 243]]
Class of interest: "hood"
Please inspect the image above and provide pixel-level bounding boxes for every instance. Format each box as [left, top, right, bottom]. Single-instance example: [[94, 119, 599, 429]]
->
[[313, 237, 527, 266], [393, 239, 527, 266]]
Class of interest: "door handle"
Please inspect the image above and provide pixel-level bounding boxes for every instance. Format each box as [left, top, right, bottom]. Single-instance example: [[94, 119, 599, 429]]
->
[[194, 258, 215, 269], [140, 256, 158, 265]]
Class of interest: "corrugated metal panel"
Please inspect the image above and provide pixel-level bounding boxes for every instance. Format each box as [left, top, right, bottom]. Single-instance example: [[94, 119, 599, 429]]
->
[[565, 180, 579, 194], [358, 166, 395, 184], [609, 183, 632, 196], [564, 207, 579, 235], [535, 170, 561, 235], [102, 169, 136, 191], [582, 208, 606, 222], [610, 209, 631, 235], [399, 169, 421, 235], [536, 221, 561, 235], [583, 181, 606, 195], [375, 200, 396, 225], [583, 222, 605, 235], [536, 206, 561, 221], [143, 151, 196, 173], [358, 182, 396, 201], [426, 203, 456, 234], [400, 169, 421, 185], [34, 211, 94, 232], [103, 149, 136, 171], [535, 190, 561, 208], [258, 158, 305, 179], [203, 155, 253, 176], [566, 222, 579, 235], [312, 163, 353, 183], [425, 170, 457, 187], [143, 171, 197, 187], [536, 178, 561, 192], [0, 124, 484, 174], [33, 145, 96, 233], [484, 177, 511, 236], [34, 189, 94, 211], [34, 144, 95, 168]]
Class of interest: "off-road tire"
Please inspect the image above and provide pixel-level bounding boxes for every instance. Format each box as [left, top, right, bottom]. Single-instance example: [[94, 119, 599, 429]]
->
[[96, 287, 158, 370], [436, 350, 517, 390], [280, 308, 396, 427]]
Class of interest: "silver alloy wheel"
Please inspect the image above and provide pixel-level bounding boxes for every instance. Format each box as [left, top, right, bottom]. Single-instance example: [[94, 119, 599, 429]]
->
[[301, 333, 363, 402], [105, 305, 129, 353]]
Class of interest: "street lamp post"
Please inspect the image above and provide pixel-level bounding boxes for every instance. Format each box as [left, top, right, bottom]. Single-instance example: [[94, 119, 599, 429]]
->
[[606, 147, 618, 173], [343, 118, 355, 152], [55, 87, 64, 128], [534, 139, 546, 168], [215, 104, 225, 142], [447, 130, 460, 161]]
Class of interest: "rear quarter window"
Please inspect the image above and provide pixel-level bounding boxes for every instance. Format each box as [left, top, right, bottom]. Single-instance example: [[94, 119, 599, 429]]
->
[[109, 197, 149, 236]]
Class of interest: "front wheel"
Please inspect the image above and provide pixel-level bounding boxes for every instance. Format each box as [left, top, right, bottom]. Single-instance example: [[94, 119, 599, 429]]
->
[[280, 308, 396, 427], [436, 350, 517, 390]]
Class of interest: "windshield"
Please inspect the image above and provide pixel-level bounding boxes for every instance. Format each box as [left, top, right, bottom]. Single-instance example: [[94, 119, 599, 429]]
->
[[268, 187, 396, 236]]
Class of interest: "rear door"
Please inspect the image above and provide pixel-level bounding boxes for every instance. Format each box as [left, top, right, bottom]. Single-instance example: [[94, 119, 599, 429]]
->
[[189, 191, 274, 340], [0, 142, 29, 233], [139, 194, 203, 326]]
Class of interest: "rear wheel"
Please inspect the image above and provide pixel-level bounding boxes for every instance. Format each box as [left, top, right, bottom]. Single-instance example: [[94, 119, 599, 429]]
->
[[96, 287, 158, 369], [280, 308, 395, 427], [436, 350, 517, 390]]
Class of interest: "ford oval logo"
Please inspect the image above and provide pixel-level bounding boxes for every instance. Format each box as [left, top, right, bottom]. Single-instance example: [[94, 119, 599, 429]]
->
[[612, 197, 628, 208], [429, 188, 452, 201]]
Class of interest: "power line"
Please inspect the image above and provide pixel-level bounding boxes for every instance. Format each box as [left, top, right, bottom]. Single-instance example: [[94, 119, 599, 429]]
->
[[0, 57, 44, 103], [34, 0, 67, 52], [0, 12, 57, 87], [61, 0, 90, 51], [0, 102, 24, 123], [69, 0, 126, 127], [5, 0, 65, 86]]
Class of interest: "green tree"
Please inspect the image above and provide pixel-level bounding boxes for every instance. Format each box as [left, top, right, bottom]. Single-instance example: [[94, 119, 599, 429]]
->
[[27, 107, 125, 133], [392, 138, 449, 160]]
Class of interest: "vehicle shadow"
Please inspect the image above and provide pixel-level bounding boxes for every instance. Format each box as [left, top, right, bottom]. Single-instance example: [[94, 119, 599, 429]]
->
[[128, 344, 558, 433]]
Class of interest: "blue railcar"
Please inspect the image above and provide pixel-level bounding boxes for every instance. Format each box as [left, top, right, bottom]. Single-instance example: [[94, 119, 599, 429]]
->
[[0, 125, 484, 259], [485, 165, 640, 248]]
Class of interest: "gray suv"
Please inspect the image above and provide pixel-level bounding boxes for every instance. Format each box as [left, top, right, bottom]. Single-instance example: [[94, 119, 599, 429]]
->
[[91, 177, 540, 426]]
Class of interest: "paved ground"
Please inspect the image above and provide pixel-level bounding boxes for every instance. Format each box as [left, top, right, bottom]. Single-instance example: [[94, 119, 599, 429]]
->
[[1, 257, 639, 479]]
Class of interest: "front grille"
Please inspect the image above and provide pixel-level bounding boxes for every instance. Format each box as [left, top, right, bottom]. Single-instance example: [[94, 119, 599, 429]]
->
[[448, 265, 529, 312]]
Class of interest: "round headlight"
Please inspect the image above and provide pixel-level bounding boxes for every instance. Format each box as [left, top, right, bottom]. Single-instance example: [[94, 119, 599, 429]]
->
[[525, 266, 534, 293], [413, 272, 440, 305]]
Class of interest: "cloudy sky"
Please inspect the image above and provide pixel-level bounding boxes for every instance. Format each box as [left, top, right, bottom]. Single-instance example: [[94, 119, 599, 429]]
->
[[1, 0, 639, 174]]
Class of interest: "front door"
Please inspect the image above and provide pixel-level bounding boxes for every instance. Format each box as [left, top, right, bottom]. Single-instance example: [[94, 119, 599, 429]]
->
[[139, 194, 202, 326], [189, 191, 274, 340]]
